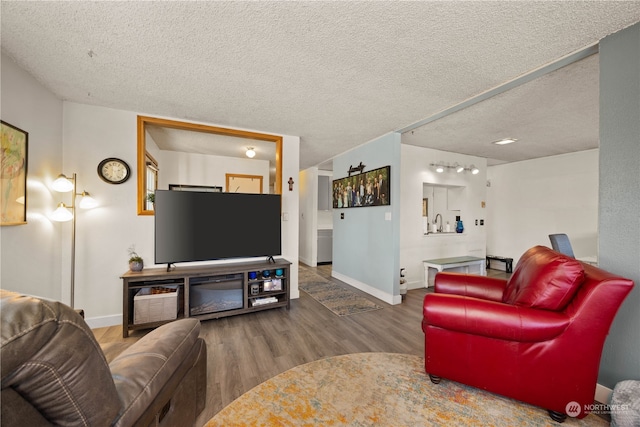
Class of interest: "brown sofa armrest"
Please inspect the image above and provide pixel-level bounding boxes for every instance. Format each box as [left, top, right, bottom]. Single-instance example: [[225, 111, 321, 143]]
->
[[110, 319, 201, 427]]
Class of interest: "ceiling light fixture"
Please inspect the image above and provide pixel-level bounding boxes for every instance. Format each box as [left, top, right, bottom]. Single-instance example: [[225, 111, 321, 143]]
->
[[493, 138, 518, 145], [430, 162, 481, 175], [245, 147, 256, 158]]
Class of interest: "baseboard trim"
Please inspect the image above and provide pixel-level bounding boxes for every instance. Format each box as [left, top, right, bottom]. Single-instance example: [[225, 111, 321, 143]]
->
[[299, 256, 314, 267], [85, 314, 121, 329], [595, 383, 612, 404], [331, 271, 399, 305]]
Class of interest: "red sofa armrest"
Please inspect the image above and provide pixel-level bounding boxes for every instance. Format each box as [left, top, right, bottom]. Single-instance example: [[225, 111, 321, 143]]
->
[[434, 272, 507, 302], [422, 293, 570, 342]]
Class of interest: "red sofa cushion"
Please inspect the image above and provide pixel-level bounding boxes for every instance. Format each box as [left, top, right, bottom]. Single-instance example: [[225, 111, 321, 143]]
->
[[502, 246, 584, 311]]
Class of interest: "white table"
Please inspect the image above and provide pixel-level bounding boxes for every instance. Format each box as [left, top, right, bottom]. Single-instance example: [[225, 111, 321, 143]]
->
[[423, 256, 486, 288]]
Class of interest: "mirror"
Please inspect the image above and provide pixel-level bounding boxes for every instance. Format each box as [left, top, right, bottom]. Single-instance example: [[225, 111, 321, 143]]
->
[[137, 116, 282, 215]]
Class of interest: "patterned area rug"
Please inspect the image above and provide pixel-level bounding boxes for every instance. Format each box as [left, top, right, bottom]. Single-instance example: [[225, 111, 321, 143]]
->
[[298, 268, 382, 316], [205, 353, 607, 427]]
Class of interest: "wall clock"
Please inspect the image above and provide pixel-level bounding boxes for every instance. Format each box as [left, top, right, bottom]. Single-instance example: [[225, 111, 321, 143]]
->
[[97, 158, 130, 184]]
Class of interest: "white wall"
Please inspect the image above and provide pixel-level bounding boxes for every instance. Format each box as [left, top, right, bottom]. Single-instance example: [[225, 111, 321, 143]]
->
[[1, 53, 64, 300], [160, 151, 269, 193], [299, 168, 333, 267], [486, 149, 599, 266], [60, 103, 300, 326], [400, 144, 488, 289], [1, 57, 300, 327], [298, 167, 318, 267]]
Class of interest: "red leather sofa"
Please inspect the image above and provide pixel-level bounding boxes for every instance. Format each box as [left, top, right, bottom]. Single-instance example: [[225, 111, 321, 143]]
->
[[422, 245, 634, 422]]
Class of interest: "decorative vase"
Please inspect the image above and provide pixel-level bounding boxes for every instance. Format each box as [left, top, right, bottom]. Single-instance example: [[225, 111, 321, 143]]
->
[[456, 220, 464, 233], [129, 261, 143, 272]]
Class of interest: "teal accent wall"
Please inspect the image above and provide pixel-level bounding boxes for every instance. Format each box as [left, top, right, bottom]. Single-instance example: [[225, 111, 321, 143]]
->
[[332, 133, 401, 299], [598, 22, 640, 388]]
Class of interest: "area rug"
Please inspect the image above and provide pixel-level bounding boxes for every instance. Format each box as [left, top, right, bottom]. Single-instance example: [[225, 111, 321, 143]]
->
[[205, 353, 607, 427], [298, 269, 382, 316]]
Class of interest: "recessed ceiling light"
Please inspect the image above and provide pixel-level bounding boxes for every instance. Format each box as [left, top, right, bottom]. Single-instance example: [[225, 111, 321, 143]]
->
[[493, 138, 518, 145]]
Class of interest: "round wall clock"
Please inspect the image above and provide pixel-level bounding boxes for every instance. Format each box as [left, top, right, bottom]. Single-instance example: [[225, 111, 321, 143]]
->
[[97, 158, 130, 184]]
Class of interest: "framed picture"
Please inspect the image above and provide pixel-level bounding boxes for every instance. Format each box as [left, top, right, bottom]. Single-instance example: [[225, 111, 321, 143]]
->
[[1, 121, 28, 226], [333, 165, 390, 209]]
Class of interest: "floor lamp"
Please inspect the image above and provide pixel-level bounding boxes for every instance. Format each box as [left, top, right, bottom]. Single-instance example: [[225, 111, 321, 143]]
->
[[50, 173, 97, 308]]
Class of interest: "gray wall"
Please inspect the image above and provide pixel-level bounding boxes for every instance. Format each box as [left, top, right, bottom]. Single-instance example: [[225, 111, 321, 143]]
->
[[598, 22, 640, 387], [332, 132, 401, 302]]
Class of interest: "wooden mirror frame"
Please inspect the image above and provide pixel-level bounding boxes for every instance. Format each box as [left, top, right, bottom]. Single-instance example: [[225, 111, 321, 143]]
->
[[137, 115, 282, 215]]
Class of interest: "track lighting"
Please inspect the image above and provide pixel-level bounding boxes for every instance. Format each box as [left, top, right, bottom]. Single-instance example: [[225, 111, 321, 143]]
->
[[430, 162, 481, 175]]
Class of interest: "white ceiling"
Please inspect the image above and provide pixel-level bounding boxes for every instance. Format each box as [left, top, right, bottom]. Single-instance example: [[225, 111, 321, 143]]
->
[[2, 2, 639, 170], [146, 125, 276, 162]]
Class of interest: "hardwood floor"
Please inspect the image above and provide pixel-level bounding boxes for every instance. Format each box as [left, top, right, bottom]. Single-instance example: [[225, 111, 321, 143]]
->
[[94, 264, 427, 425], [93, 265, 511, 426]]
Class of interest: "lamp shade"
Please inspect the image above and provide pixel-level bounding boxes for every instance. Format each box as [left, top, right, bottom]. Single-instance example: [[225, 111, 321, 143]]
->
[[52, 174, 74, 192], [78, 191, 98, 209], [245, 148, 256, 158], [51, 203, 73, 222]]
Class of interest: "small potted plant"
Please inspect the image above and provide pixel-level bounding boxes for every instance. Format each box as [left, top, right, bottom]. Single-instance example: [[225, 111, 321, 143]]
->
[[128, 245, 144, 272], [146, 192, 155, 207]]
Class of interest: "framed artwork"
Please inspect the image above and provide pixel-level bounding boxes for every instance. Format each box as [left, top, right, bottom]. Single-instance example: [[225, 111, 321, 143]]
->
[[1, 121, 28, 225], [333, 165, 390, 209], [225, 173, 263, 194]]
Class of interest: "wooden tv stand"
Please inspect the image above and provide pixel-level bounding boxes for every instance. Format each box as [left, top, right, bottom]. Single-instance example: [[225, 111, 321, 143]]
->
[[121, 258, 291, 338]]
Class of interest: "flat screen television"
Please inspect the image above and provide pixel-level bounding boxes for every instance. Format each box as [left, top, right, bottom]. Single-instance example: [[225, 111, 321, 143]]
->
[[154, 190, 281, 265]]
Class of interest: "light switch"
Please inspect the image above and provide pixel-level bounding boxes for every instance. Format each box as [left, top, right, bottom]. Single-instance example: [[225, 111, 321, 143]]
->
[[385, 212, 392, 221]]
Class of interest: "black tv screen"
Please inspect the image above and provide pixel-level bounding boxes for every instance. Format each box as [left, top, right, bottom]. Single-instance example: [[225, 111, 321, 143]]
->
[[154, 190, 281, 264]]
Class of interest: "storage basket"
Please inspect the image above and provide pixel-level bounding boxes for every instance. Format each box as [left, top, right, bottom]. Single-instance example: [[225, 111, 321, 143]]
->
[[134, 286, 179, 324]]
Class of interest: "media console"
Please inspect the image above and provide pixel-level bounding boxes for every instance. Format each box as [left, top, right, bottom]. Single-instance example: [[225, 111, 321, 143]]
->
[[121, 258, 291, 338]]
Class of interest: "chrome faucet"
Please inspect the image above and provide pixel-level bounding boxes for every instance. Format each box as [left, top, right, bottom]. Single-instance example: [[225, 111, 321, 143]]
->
[[434, 213, 443, 233]]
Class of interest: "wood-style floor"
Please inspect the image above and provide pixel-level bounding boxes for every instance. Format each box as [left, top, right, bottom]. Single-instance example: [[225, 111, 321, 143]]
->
[[92, 265, 510, 427]]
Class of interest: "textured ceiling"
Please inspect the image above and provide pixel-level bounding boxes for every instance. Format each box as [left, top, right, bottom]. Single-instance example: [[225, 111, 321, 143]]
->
[[402, 53, 601, 165], [2, 2, 639, 169]]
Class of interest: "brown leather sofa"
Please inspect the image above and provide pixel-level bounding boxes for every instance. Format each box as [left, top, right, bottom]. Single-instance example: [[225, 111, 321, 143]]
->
[[0, 290, 207, 427]]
